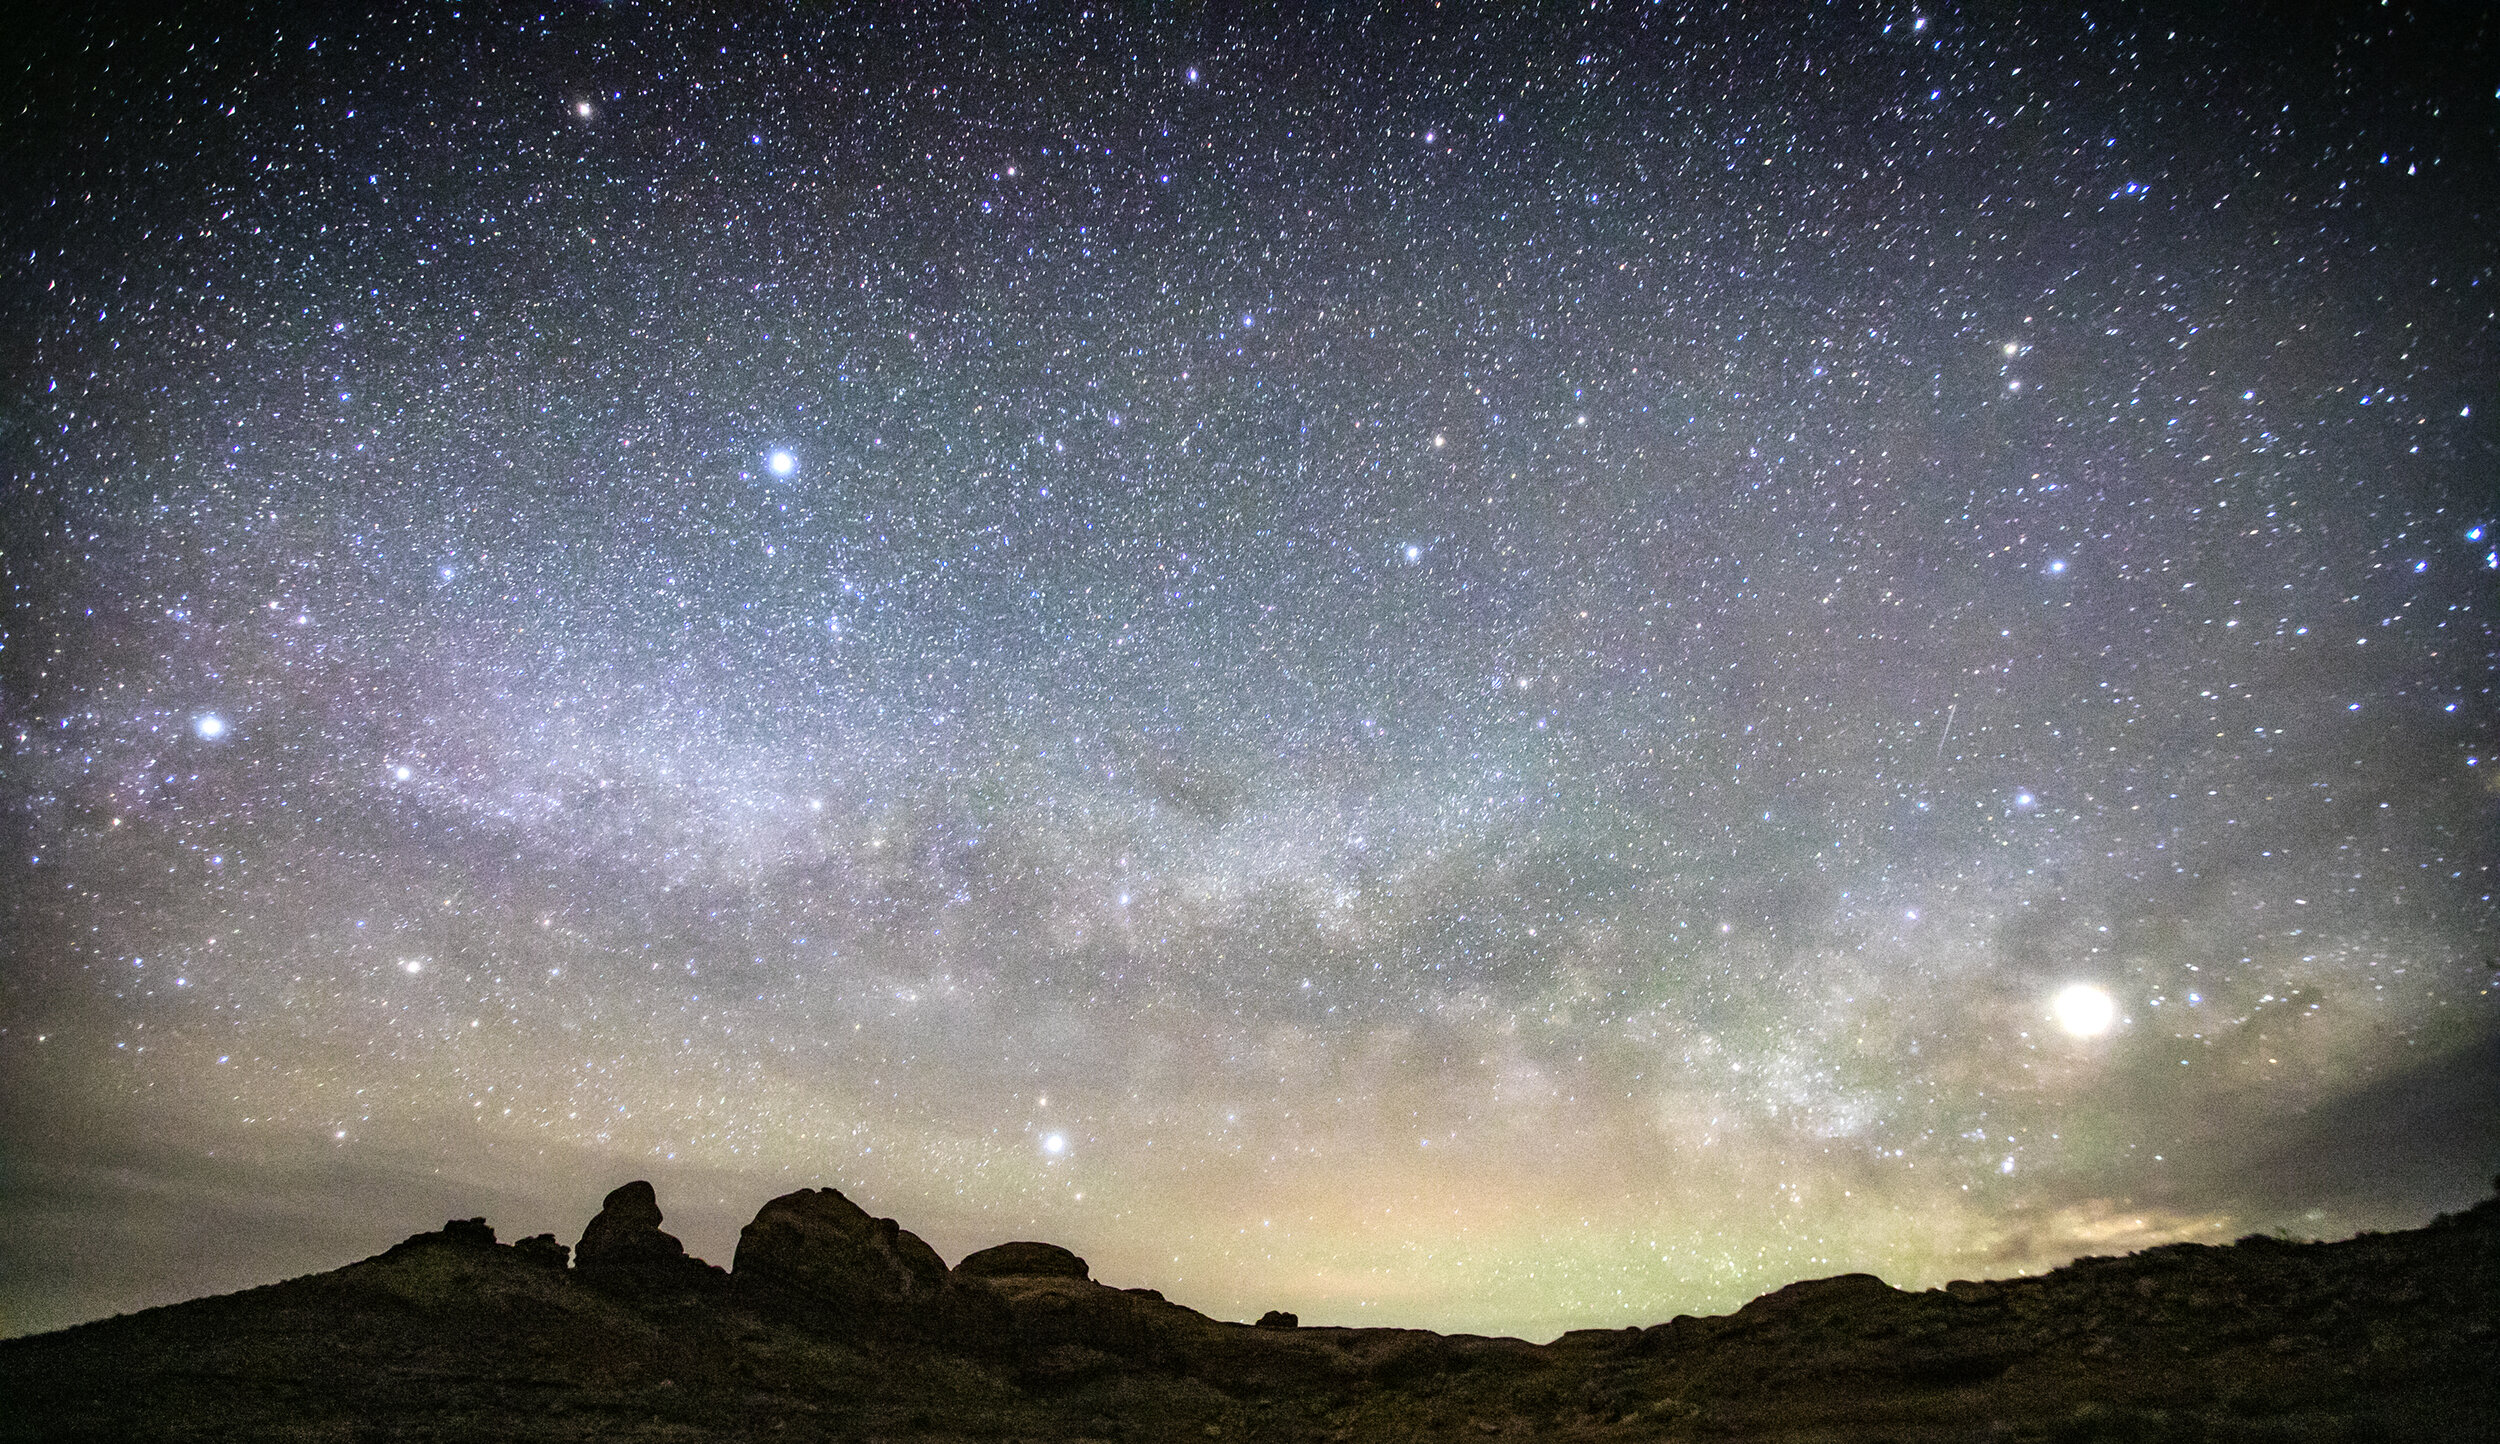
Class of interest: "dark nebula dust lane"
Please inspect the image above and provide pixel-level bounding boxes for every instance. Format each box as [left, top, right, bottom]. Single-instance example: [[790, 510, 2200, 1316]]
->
[[3, 2, 2493, 1343]]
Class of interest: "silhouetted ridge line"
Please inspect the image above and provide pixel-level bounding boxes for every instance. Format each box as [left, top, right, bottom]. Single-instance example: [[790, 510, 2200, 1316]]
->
[[3, 1177, 2496, 1440]]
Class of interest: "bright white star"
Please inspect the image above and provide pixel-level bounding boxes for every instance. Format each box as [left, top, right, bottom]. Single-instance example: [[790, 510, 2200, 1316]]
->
[[2052, 983, 2118, 1038]]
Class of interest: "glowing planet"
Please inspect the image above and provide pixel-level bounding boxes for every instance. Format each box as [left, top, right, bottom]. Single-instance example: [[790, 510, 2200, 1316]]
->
[[2051, 983, 2118, 1038]]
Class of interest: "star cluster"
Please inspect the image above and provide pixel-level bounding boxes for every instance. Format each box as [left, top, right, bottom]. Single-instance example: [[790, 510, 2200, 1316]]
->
[[2, 3, 2493, 1341]]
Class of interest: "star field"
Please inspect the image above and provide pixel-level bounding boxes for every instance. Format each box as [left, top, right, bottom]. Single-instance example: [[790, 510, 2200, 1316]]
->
[[2, 3, 2494, 1342]]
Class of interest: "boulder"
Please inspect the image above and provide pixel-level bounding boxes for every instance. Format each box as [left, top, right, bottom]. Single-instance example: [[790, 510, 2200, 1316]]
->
[[1256, 1310, 1299, 1329], [974, 1272, 1162, 1372], [576, 1181, 666, 1261], [731, 1187, 969, 1333], [573, 1181, 719, 1293], [955, 1241, 1091, 1281]]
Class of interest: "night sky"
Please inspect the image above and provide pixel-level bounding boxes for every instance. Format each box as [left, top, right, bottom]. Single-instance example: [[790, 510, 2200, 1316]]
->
[[4, 3, 2495, 1343]]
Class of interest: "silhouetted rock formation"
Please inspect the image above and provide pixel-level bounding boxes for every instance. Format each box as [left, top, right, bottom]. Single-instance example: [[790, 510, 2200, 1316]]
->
[[509, 1232, 570, 1271], [735, 1187, 948, 1303], [5, 1177, 2496, 1441], [729, 1185, 1006, 1342], [962, 1253, 1170, 1383], [955, 1240, 1090, 1280], [442, 1216, 497, 1249], [571, 1179, 721, 1294]]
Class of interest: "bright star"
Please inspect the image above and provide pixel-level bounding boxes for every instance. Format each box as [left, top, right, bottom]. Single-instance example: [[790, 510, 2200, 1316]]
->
[[1043, 1132, 1068, 1155], [767, 450, 797, 476], [194, 715, 227, 739], [2052, 983, 2118, 1038]]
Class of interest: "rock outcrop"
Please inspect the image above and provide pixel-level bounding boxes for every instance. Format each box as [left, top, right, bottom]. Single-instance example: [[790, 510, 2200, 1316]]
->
[[734, 1187, 948, 1301], [730, 1186, 1007, 1342], [510, 1232, 570, 1270], [571, 1179, 720, 1294], [4, 1177, 2494, 1442], [441, 1216, 497, 1249], [964, 1263, 1168, 1382], [954, 1241, 1090, 1280]]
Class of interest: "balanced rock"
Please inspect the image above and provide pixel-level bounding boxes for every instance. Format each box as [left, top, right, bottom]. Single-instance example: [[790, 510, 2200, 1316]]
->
[[731, 1187, 953, 1327], [573, 1181, 717, 1292], [955, 1241, 1090, 1281]]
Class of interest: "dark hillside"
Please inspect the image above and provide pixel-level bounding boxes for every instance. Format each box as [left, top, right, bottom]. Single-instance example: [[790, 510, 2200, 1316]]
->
[[4, 1179, 2496, 1441]]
